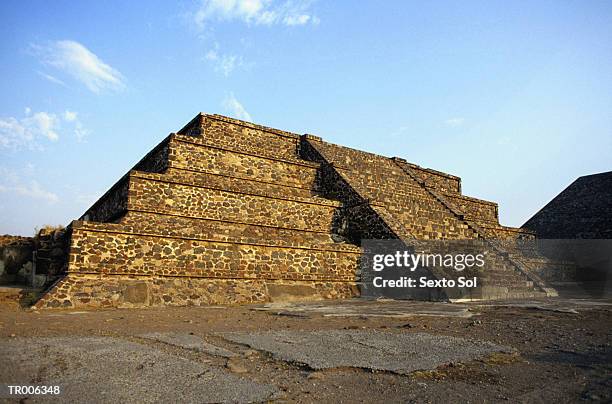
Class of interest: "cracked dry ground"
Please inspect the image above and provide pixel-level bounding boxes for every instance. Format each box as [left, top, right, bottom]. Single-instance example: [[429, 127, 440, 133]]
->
[[0, 299, 610, 403]]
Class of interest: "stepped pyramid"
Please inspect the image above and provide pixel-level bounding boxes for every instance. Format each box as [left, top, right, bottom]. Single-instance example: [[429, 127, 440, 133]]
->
[[35, 114, 561, 309]]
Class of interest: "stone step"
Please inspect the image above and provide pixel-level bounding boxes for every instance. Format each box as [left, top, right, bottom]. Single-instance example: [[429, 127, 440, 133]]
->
[[68, 222, 361, 281], [170, 136, 319, 189], [128, 174, 341, 233], [161, 167, 321, 200], [459, 286, 545, 301], [480, 270, 529, 279], [480, 278, 534, 288], [116, 211, 359, 252], [431, 270, 533, 288], [177, 117, 306, 163]]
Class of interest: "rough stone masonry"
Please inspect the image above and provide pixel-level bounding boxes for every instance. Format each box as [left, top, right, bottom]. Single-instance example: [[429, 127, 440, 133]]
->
[[32, 113, 570, 309]]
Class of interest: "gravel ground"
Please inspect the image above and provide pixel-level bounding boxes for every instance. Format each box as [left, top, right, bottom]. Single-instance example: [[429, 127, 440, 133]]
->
[[222, 330, 513, 374], [0, 336, 278, 403], [0, 297, 610, 403]]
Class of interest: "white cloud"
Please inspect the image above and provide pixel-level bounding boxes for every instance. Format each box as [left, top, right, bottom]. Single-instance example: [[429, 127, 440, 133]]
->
[[0, 108, 89, 149], [283, 14, 311, 26], [0, 111, 59, 149], [26, 111, 59, 141], [73, 122, 89, 142], [205, 47, 244, 76], [193, 0, 318, 29], [445, 117, 465, 127], [13, 180, 59, 203], [0, 166, 59, 204], [0, 117, 33, 149], [37, 71, 66, 87], [63, 110, 78, 122], [205, 49, 219, 60], [63, 110, 89, 142], [223, 93, 252, 121], [35, 40, 125, 93]]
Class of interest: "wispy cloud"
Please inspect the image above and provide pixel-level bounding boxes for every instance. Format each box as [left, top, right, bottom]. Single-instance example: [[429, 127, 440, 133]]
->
[[205, 46, 244, 76], [34, 40, 125, 93], [13, 180, 59, 203], [28, 111, 59, 141], [445, 117, 465, 127], [0, 108, 90, 150], [37, 71, 67, 87], [63, 110, 90, 142], [63, 110, 77, 122], [223, 93, 252, 121], [192, 1, 315, 78], [193, 0, 319, 29], [0, 166, 59, 204], [0, 110, 58, 150]]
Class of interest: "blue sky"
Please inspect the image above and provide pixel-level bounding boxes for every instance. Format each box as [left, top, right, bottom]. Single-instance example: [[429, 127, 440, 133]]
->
[[1, 0, 611, 236]]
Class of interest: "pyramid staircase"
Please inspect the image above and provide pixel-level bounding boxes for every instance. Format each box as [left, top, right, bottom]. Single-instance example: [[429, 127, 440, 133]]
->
[[299, 137, 557, 300]]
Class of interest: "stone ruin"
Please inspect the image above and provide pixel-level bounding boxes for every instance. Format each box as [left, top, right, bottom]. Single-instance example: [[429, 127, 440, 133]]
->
[[25, 113, 576, 309], [0, 229, 68, 289]]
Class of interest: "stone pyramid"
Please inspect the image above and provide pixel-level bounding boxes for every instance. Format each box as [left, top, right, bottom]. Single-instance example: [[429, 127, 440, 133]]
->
[[35, 114, 562, 309]]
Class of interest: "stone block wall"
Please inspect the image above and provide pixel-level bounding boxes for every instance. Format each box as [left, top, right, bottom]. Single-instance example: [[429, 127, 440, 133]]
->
[[34, 274, 357, 309], [479, 225, 536, 240], [37, 114, 361, 309], [170, 137, 320, 189], [403, 163, 462, 194], [66, 222, 359, 280], [127, 172, 340, 232], [181, 114, 303, 161], [118, 212, 346, 250], [442, 193, 499, 224]]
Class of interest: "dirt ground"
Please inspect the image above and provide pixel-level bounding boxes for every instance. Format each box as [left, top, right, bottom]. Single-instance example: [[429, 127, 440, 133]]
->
[[0, 297, 611, 403]]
